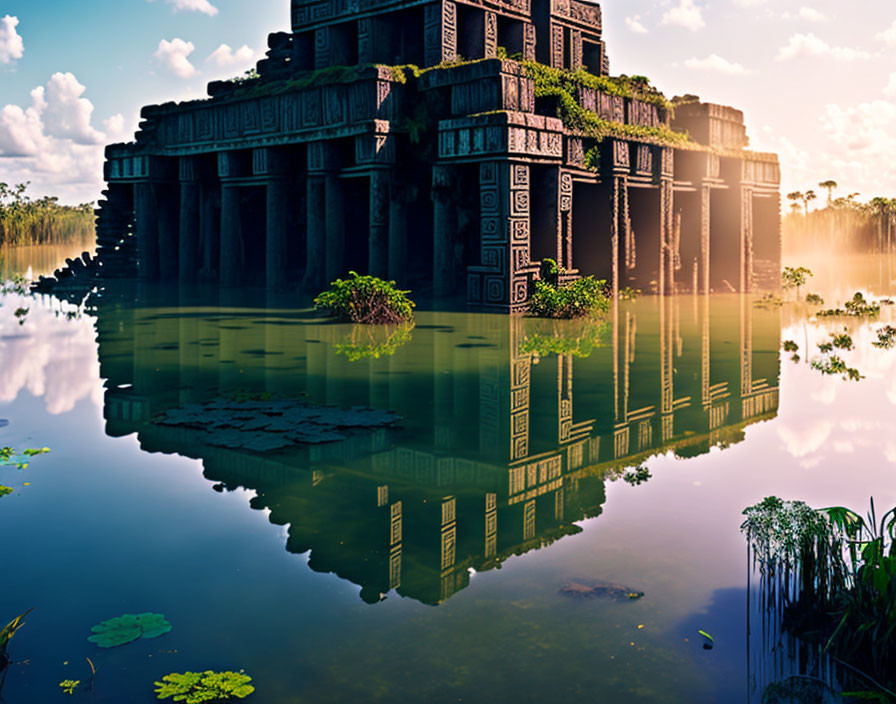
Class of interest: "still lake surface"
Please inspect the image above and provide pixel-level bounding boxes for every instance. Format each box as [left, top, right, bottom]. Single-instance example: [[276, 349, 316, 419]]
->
[[1, 244, 895, 703]]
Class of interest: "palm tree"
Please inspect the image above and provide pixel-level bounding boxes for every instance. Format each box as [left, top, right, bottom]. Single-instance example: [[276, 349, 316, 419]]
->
[[802, 190, 817, 217], [818, 180, 838, 207]]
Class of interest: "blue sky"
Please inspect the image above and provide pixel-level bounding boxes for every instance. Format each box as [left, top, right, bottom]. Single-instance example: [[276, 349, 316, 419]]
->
[[1, 0, 895, 204]]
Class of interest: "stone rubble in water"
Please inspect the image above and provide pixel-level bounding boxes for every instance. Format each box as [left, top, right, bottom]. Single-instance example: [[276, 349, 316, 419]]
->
[[155, 398, 400, 452], [559, 581, 645, 601]]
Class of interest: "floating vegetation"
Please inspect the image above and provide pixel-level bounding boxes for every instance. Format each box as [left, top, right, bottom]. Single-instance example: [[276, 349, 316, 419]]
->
[[154, 670, 255, 703], [13, 308, 28, 325], [1, 609, 32, 678], [782, 341, 799, 353], [155, 397, 400, 452], [806, 293, 824, 305], [817, 292, 881, 318], [623, 465, 651, 486], [782, 266, 813, 298], [59, 680, 80, 695], [559, 581, 645, 601], [698, 630, 714, 650], [754, 293, 783, 309], [741, 497, 896, 699], [334, 322, 414, 361], [831, 331, 855, 351], [0, 275, 30, 296], [314, 272, 414, 324], [0, 486, 11, 498], [811, 355, 863, 381], [88, 613, 172, 648], [872, 325, 896, 350], [0, 445, 50, 471], [618, 286, 641, 301]]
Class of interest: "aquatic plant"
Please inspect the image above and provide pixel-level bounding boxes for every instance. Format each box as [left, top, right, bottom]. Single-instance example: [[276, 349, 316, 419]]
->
[[623, 465, 651, 486], [0, 486, 11, 498], [782, 341, 799, 353], [872, 325, 896, 349], [754, 293, 784, 309], [0, 182, 94, 247], [0, 445, 51, 471], [618, 286, 641, 301], [806, 293, 825, 305], [88, 613, 172, 648], [818, 292, 881, 318], [1, 608, 32, 683], [698, 630, 714, 650], [782, 266, 813, 298], [154, 670, 254, 703], [59, 680, 80, 695], [742, 497, 896, 698], [528, 260, 609, 319], [831, 332, 855, 351], [811, 355, 863, 381], [0, 274, 30, 296], [314, 272, 414, 325], [334, 322, 414, 361]]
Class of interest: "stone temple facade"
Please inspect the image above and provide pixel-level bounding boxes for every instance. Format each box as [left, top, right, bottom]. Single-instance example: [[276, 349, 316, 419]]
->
[[72, 0, 780, 310]]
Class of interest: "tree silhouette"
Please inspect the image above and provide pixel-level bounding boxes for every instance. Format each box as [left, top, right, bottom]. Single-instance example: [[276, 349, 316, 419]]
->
[[818, 180, 838, 207]]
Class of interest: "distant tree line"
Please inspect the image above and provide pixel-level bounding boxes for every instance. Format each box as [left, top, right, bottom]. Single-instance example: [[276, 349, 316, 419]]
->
[[0, 182, 95, 247], [784, 180, 896, 255]]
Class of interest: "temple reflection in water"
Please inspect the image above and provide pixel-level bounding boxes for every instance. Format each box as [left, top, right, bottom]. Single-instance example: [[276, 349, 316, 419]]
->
[[95, 291, 779, 605]]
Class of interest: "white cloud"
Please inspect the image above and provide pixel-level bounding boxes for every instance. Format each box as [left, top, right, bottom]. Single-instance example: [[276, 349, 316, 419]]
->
[[819, 100, 896, 190], [684, 54, 751, 75], [778, 420, 832, 457], [0, 73, 127, 203], [0, 15, 24, 64], [625, 15, 648, 34], [878, 20, 896, 46], [152, 0, 219, 16], [206, 43, 255, 67], [885, 73, 896, 97], [777, 33, 871, 62], [661, 0, 705, 31], [154, 38, 197, 79], [798, 6, 828, 22]]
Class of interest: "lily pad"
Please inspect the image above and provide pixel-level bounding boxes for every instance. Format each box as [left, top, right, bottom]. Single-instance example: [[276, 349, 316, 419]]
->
[[88, 612, 172, 648]]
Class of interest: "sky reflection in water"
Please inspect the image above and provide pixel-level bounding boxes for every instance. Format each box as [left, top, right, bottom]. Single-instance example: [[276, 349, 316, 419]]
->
[[1, 246, 895, 703]]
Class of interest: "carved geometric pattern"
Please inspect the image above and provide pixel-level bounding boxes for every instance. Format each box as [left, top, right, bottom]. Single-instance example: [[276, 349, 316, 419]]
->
[[551, 25, 564, 68], [523, 23, 537, 60], [485, 12, 498, 58]]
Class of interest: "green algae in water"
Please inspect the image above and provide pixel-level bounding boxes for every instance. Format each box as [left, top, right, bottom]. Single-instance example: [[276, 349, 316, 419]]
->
[[88, 612, 172, 648], [154, 670, 254, 703]]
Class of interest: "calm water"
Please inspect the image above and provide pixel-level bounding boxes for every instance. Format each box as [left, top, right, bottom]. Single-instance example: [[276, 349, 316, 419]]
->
[[1, 245, 895, 703]]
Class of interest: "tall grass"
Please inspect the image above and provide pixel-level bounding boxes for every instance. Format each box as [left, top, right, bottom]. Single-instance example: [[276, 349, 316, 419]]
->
[[0, 182, 94, 247]]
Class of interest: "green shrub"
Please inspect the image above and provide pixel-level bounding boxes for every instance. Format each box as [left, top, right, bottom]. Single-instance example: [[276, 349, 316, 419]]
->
[[313, 272, 415, 325], [528, 278, 609, 319]]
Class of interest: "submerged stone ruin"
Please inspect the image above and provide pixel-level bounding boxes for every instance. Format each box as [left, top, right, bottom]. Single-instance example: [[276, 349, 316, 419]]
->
[[39, 0, 781, 310]]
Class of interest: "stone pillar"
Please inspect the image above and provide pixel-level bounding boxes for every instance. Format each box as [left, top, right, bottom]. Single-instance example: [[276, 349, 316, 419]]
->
[[559, 171, 573, 269], [303, 175, 326, 292], [199, 183, 219, 281], [368, 170, 390, 279], [266, 177, 290, 290], [157, 183, 179, 281], [432, 165, 458, 297], [324, 172, 345, 284], [660, 178, 674, 296], [134, 182, 159, 281], [388, 190, 409, 285], [700, 184, 710, 295], [178, 157, 200, 284], [610, 176, 623, 296], [219, 185, 242, 286], [741, 186, 754, 293], [424, 1, 457, 66]]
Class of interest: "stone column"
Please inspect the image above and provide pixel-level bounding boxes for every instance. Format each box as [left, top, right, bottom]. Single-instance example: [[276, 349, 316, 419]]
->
[[740, 186, 754, 294], [700, 184, 710, 295], [432, 165, 457, 297], [199, 182, 219, 281], [424, 1, 457, 66], [303, 175, 326, 292], [368, 170, 390, 279], [134, 182, 159, 281], [266, 177, 290, 290], [219, 185, 242, 286], [178, 157, 200, 284], [324, 172, 345, 284], [157, 183, 179, 281], [388, 190, 409, 285], [559, 171, 573, 269]]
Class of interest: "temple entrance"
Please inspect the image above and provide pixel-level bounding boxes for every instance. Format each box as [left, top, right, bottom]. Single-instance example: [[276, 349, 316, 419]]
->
[[343, 176, 370, 275], [624, 185, 661, 293], [239, 186, 267, 286], [709, 188, 741, 292], [675, 189, 702, 293], [571, 180, 614, 284]]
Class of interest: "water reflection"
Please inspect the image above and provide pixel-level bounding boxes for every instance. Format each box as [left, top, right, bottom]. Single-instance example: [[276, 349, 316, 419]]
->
[[93, 288, 780, 605]]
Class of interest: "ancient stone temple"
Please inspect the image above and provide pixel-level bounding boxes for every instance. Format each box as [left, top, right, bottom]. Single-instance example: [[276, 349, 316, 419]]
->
[[76, 0, 780, 310]]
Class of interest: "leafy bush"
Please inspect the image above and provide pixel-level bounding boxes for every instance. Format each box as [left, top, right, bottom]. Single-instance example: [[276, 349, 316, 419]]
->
[[314, 272, 414, 325], [782, 266, 813, 296], [528, 259, 609, 319], [806, 293, 824, 305], [155, 671, 254, 703]]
